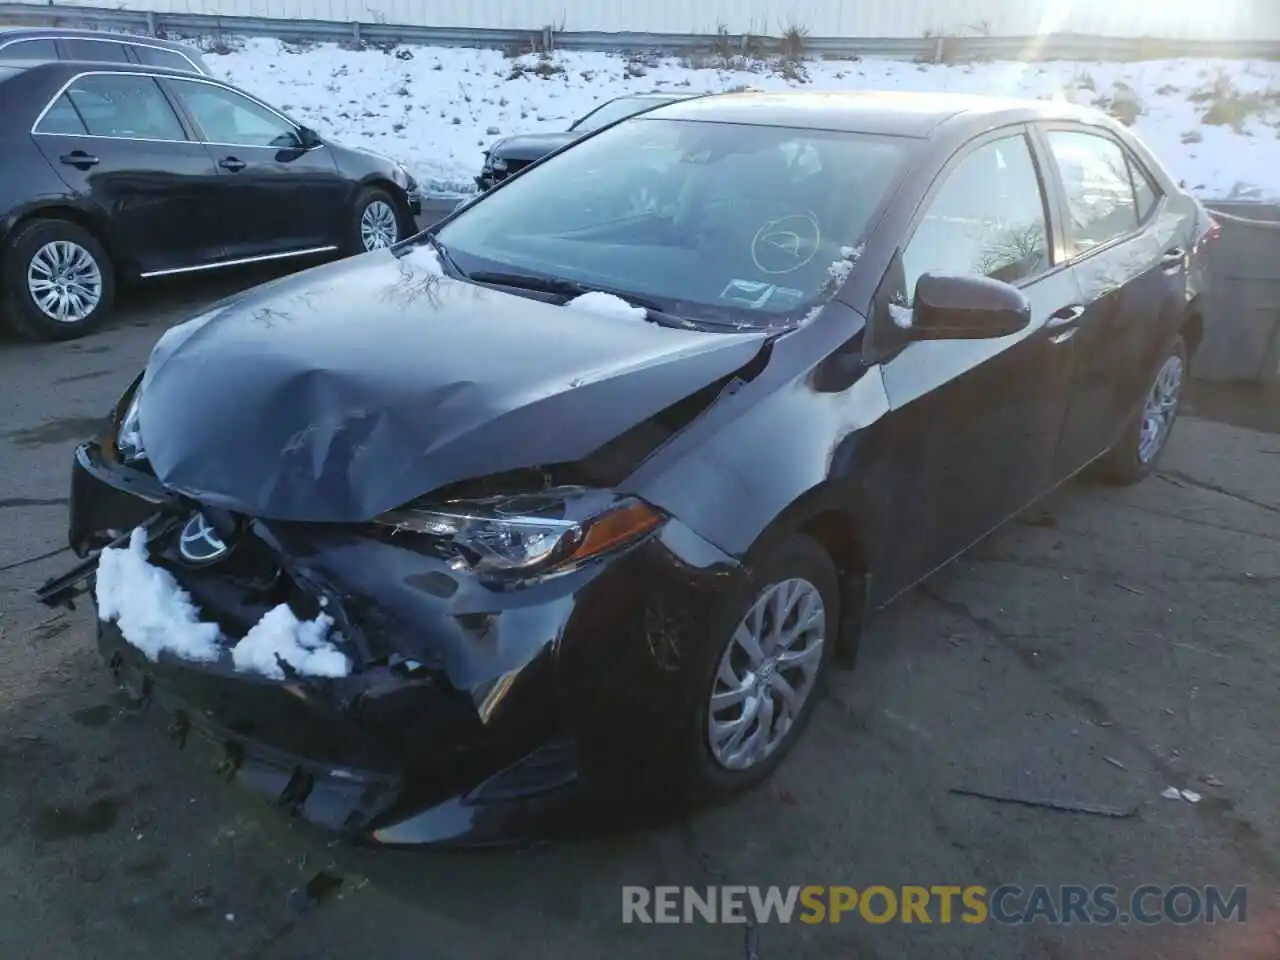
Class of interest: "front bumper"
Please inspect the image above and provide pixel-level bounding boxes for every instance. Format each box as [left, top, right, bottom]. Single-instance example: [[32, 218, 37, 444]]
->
[[53, 441, 742, 846]]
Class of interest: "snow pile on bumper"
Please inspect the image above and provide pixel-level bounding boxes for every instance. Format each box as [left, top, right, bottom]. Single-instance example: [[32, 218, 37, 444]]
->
[[95, 527, 350, 680]]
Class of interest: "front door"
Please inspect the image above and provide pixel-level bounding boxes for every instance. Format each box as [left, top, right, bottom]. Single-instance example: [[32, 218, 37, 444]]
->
[[31, 71, 226, 273], [870, 128, 1082, 598], [1038, 126, 1192, 477], [164, 78, 348, 260]]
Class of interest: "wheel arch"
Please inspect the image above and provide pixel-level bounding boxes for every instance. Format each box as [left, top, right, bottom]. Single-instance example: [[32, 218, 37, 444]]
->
[[358, 176, 411, 214], [744, 483, 874, 656], [3, 202, 120, 269]]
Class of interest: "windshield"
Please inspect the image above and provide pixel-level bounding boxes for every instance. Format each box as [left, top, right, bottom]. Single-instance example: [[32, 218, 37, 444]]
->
[[571, 97, 671, 133], [436, 117, 910, 326]]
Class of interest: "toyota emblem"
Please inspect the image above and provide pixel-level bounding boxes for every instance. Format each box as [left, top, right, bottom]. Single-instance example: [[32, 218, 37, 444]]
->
[[178, 511, 230, 565]]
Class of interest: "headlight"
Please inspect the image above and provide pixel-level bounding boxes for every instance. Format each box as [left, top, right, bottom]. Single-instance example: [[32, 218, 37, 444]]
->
[[115, 379, 146, 463], [491, 156, 508, 172], [372, 486, 662, 576]]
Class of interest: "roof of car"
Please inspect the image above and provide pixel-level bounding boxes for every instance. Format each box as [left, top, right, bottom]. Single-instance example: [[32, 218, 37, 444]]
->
[[648, 90, 1104, 138], [0, 57, 212, 80], [0, 26, 201, 54]]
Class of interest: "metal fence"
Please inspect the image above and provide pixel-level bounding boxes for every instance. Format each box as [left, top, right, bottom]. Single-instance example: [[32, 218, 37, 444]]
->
[[1198, 204, 1280, 382], [2, 1, 1279, 61]]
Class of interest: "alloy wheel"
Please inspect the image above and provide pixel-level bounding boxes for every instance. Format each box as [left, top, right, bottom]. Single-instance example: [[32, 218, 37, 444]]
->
[[26, 240, 103, 324], [360, 200, 399, 251], [1138, 353, 1184, 463], [707, 577, 826, 772]]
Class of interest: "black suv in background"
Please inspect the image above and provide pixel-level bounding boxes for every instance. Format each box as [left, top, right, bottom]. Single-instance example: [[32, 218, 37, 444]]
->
[[0, 26, 210, 74]]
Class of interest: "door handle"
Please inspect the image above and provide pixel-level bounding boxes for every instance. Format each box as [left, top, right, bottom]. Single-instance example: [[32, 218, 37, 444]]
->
[[1161, 247, 1186, 274], [1045, 304, 1085, 344], [218, 157, 247, 172], [59, 151, 99, 169], [1045, 305, 1086, 329]]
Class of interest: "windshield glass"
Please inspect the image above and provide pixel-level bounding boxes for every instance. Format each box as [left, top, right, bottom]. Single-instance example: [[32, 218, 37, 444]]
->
[[436, 117, 909, 326], [572, 97, 669, 133]]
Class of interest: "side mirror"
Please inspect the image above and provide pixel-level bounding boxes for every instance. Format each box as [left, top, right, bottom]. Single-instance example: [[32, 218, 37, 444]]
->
[[909, 272, 1031, 340], [296, 126, 322, 149]]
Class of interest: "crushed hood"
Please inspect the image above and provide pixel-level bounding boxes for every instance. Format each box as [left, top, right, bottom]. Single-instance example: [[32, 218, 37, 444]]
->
[[137, 245, 769, 522]]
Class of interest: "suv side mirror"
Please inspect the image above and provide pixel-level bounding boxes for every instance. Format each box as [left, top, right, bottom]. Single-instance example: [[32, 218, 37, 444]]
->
[[909, 272, 1031, 340]]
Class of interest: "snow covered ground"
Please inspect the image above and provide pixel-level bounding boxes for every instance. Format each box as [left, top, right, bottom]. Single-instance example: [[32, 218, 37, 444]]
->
[[206, 38, 1280, 200]]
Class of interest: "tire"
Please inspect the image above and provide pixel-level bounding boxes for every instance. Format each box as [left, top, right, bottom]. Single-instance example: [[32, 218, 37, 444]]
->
[[684, 532, 840, 803], [1, 219, 115, 342], [1095, 335, 1187, 486], [344, 187, 402, 256]]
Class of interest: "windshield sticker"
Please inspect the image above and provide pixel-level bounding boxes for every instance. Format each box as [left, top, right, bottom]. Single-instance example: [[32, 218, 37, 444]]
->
[[719, 280, 805, 310]]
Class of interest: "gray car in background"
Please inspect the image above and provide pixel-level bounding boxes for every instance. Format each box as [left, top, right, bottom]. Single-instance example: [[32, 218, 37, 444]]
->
[[0, 27, 210, 74]]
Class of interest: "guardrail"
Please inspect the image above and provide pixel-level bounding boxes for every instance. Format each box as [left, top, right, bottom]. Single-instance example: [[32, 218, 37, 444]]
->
[[2, 1, 1279, 61]]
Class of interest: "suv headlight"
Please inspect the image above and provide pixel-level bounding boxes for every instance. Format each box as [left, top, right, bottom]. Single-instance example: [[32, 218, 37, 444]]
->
[[372, 486, 662, 576], [116, 380, 146, 463]]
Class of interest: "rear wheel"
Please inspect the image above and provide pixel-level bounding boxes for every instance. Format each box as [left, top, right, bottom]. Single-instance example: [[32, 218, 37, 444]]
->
[[1096, 335, 1187, 485], [1, 219, 115, 341]]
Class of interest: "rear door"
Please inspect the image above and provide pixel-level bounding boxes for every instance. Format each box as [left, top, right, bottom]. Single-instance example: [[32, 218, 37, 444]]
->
[[870, 127, 1084, 594], [1036, 125, 1189, 477], [163, 77, 347, 259], [31, 71, 227, 273]]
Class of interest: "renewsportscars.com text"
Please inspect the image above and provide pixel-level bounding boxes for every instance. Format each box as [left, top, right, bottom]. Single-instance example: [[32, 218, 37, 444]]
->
[[621, 885, 1247, 925]]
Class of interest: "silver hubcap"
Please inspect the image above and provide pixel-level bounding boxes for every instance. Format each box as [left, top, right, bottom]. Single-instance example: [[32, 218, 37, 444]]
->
[[1139, 353, 1184, 463], [707, 578, 826, 771], [27, 241, 103, 323], [360, 200, 399, 250]]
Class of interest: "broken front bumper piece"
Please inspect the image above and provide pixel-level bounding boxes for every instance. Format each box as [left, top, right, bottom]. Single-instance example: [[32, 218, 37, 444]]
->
[[42, 440, 743, 846]]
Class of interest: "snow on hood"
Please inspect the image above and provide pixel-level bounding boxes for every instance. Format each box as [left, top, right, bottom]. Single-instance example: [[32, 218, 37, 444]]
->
[[565, 291, 647, 322], [136, 243, 770, 523], [96, 528, 349, 680]]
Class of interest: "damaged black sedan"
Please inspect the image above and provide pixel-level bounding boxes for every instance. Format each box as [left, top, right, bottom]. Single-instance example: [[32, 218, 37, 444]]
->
[[41, 91, 1214, 847]]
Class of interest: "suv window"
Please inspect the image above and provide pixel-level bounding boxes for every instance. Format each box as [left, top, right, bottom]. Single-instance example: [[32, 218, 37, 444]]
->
[[1045, 130, 1139, 255], [169, 80, 299, 147], [133, 45, 197, 72], [53, 74, 187, 140], [902, 133, 1050, 303], [61, 38, 131, 63], [1, 38, 59, 59], [34, 94, 88, 135]]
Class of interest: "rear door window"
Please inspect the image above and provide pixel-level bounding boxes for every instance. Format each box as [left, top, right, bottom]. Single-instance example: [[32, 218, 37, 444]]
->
[[1044, 130, 1140, 256], [61, 74, 187, 140]]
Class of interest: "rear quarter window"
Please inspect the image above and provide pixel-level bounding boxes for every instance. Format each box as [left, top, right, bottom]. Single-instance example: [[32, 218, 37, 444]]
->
[[0, 38, 59, 60], [133, 45, 198, 72]]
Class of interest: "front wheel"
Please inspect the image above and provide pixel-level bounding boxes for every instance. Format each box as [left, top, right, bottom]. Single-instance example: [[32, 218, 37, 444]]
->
[[1096, 335, 1187, 485], [687, 533, 839, 801], [345, 187, 402, 255], [1, 219, 115, 342]]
